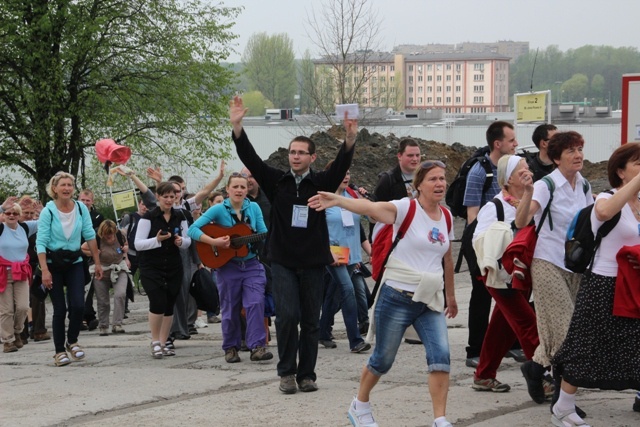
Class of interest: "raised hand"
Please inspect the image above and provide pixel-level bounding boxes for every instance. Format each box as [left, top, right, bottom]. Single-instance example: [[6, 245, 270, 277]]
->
[[229, 96, 248, 127], [146, 166, 163, 184]]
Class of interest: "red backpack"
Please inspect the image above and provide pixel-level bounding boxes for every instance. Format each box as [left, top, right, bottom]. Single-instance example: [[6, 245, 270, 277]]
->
[[370, 200, 452, 299]]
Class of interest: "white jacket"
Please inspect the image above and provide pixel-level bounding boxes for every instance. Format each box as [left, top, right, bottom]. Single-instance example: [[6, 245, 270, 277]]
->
[[473, 221, 513, 289]]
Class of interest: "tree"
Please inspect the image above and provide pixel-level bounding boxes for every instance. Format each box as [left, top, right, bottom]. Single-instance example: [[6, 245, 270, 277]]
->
[[562, 73, 589, 102], [0, 0, 239, 200], [242, 32, 296, 109], [242, 91, 273, 116], [590, 74, 605, 105], [304, 0, 385, 122]]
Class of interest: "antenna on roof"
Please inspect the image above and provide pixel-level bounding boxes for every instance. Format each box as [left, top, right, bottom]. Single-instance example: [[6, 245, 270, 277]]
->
[[529, 48, 539, 92]]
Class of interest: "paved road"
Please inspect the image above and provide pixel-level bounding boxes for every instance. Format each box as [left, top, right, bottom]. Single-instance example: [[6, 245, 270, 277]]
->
[[3, 267, 638, 427]]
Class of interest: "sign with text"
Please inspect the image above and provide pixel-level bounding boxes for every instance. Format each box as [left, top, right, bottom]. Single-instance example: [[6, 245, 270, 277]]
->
[[622, 74, 640, 144], [516, 92, 547, 122], [111, 189, 137, 211]]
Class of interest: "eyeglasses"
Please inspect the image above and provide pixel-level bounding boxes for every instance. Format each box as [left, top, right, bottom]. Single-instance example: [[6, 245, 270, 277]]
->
[[4, 212, 19, 217], [288, 150, 311, 156], [230, 172, 248, 178], [420, 160, 446, 169]]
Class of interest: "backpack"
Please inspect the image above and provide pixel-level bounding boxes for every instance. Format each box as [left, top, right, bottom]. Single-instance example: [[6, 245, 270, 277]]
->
[[564, 191, 619, 274], [123, 212, 141, 252], [369, 200, 452, 300], [445, 146, 493, 219], [0, 222, 30, 236], [456, 197, 505, 276]]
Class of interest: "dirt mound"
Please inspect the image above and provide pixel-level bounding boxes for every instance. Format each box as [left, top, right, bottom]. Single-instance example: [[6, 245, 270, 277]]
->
[[264, 125, 610, 194]]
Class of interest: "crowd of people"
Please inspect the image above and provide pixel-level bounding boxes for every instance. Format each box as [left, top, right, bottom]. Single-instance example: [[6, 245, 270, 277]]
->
[[1, 99, 639, 427]]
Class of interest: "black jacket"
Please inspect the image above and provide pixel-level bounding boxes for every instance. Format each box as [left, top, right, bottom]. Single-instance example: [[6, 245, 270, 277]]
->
[[233, 129, 354, 269], [373, 165, 410, 202]]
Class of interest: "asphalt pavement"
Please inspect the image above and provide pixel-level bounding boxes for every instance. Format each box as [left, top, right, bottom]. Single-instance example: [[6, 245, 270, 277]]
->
[[2, 266, 638, 427]]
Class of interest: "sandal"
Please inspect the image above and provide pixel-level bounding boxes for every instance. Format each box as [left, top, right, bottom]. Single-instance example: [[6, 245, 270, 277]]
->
[[551, 408, 590, 427], [151, 341, 163, 359], [162, 347, 176, 357], [65, 342, 85, 360], [54, 352, 71, 367]]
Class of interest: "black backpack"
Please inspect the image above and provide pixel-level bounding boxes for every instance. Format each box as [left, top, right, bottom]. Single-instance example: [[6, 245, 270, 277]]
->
[[565, 191, 619, 274], [456, 197, 504, 275], [445, 146, 494, 219], [123, 212, 141, 252]]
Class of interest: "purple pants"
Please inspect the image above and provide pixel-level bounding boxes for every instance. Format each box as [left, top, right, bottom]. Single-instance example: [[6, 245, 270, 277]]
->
[[215, 257, 266, 351]]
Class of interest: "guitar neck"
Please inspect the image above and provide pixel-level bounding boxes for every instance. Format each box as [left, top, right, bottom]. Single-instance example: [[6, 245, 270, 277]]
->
[[231, 232, 267, 246]]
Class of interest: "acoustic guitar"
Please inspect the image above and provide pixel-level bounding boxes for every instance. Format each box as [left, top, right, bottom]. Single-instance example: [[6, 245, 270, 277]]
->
[[195, 223, 267, 269]]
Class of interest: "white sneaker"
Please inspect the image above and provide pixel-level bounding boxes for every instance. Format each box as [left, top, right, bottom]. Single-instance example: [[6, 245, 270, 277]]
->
[[348, 397, 378, 427], [194, 318, 208, 328], [432, 420, 453, 427]]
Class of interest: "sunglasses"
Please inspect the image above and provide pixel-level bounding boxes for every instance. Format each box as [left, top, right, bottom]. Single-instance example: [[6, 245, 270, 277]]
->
[[4, 212, 19, 217], [420, 160, 446, 169], [230, 172, 248, 178]]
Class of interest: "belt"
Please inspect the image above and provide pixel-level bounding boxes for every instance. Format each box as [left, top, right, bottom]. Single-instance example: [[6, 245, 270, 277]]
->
[[390, 286, 414, 298]]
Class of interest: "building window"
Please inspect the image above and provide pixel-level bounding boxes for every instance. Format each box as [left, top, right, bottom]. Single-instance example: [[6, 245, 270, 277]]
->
[[390, 65, 395, 71], [437, 75, 442, 81], [446, 97, 451, 103], [418, 65, 423, 73], [473, 85, 484, 92], [362, 87, 367, 93], [455, 85, 461, 92], [473, 96, 484, 103], [418, 97, 423, 103], [380, 65, 386, 71], [456, 75, 461, 81], [390, 76, 395, 82], [427, 97, 432, 103], [455, 96, 461, 103], [446, 86, 451, 92], [418, 75, 423, 82], [427, 64, 432, 71], [408, 65, 414, 72], [418, 86, 423, 93], [408, 97, 414, 104], [381, 87, 386, 92], [474, 74, 484, 81], [456, 64, 461, 72], [408, 86, 413, 92], [437, 97, 442, 103], [437, 64, 442, 71], [427, 86, 433, 93], [474, 63, 484, 71], [371, 65, 376, 72], [363, 97, 368, 104], [380, 76, 386, 82], [437, 86, 442, 92], [427, 75, 433, 82], [390, 87, 395, 93], [446, 75, 451, 81], [446, 64, 451, 70], [409, 76, 413, 83]]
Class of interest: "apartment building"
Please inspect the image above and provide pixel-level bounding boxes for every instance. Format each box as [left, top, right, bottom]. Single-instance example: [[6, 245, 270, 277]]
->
[[314, 52, 511, 114]]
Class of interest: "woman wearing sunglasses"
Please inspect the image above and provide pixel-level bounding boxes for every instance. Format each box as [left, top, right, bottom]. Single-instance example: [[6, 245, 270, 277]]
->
[[0, 197, 38, 353], [309, 160, 457, 427], [188, 172, 273, 363]]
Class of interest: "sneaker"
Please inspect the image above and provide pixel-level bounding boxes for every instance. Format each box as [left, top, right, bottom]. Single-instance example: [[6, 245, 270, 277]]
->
[[99, 327, 109, 336], [298, 378, 318, 392], [351, 341, 371, 353], [224, 347, 241, 363], [3, 342, 18, 353], [250, 346, 273, 361], [319, 339, 337, 349], [465, 357, 479, 368], [432, 420, 453, 427], [207, 315, 221, 324], [112, 325, 125, 334], [348, 397, 378, 427], [188, 325, 198, 335], [472, 376, 511, 392], [505, 348, 527, 362], [279, 375, 297, 394], [194, 318, 208, 328], [633, 396, 640, 412]]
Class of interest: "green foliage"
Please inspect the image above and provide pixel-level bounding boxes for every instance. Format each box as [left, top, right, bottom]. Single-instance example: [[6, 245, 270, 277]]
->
[[242, 91, 273, 116], [510, 45, 640, 107], [0, 0, 240, 201], [242, 32, 296, 109]]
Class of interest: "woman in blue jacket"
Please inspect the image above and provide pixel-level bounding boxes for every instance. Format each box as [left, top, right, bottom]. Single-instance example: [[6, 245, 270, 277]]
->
[[189, 173, 272, 364], [36, 172, 103, 366]]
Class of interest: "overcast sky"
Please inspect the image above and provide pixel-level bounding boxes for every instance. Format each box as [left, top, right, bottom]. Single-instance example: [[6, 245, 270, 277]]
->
[[227, 0, 639, 62]]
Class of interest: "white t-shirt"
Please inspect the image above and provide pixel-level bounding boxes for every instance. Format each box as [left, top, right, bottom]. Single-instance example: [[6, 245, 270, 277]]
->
[[473, 192, 516, 242], [58, 209, 76, 240], [590, 190, 640, 277], [382, 198, 454, 292], [532, 169, 593, 270]]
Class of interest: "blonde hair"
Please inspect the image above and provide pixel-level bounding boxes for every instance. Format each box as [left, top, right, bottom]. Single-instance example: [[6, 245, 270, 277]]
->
[[97, 219, 118, 239], [3, 203, 22, 216], [46, 172, 76, 199]]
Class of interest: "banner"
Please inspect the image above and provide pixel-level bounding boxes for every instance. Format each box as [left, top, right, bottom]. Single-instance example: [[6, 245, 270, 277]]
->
[[112, 189, 137, 211], [516, 93, 547, 122]]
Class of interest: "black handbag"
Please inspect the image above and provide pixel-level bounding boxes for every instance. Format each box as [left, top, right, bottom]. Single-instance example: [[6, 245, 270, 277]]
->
[[189, 269, 219, 313], [46, 248, 83, 272]]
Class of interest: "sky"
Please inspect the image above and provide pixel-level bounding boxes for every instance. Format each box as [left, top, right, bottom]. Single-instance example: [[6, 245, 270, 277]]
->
[[226, 0, 639, 62]]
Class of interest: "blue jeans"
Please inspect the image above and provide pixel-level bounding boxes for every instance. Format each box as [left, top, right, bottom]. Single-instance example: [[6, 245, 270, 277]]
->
[[271, 263, 324, 383], [368, 284, 450, 376], [350, 266, 370, 325], [319, 265, 364, 349], [49, 262, 86, 353]]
